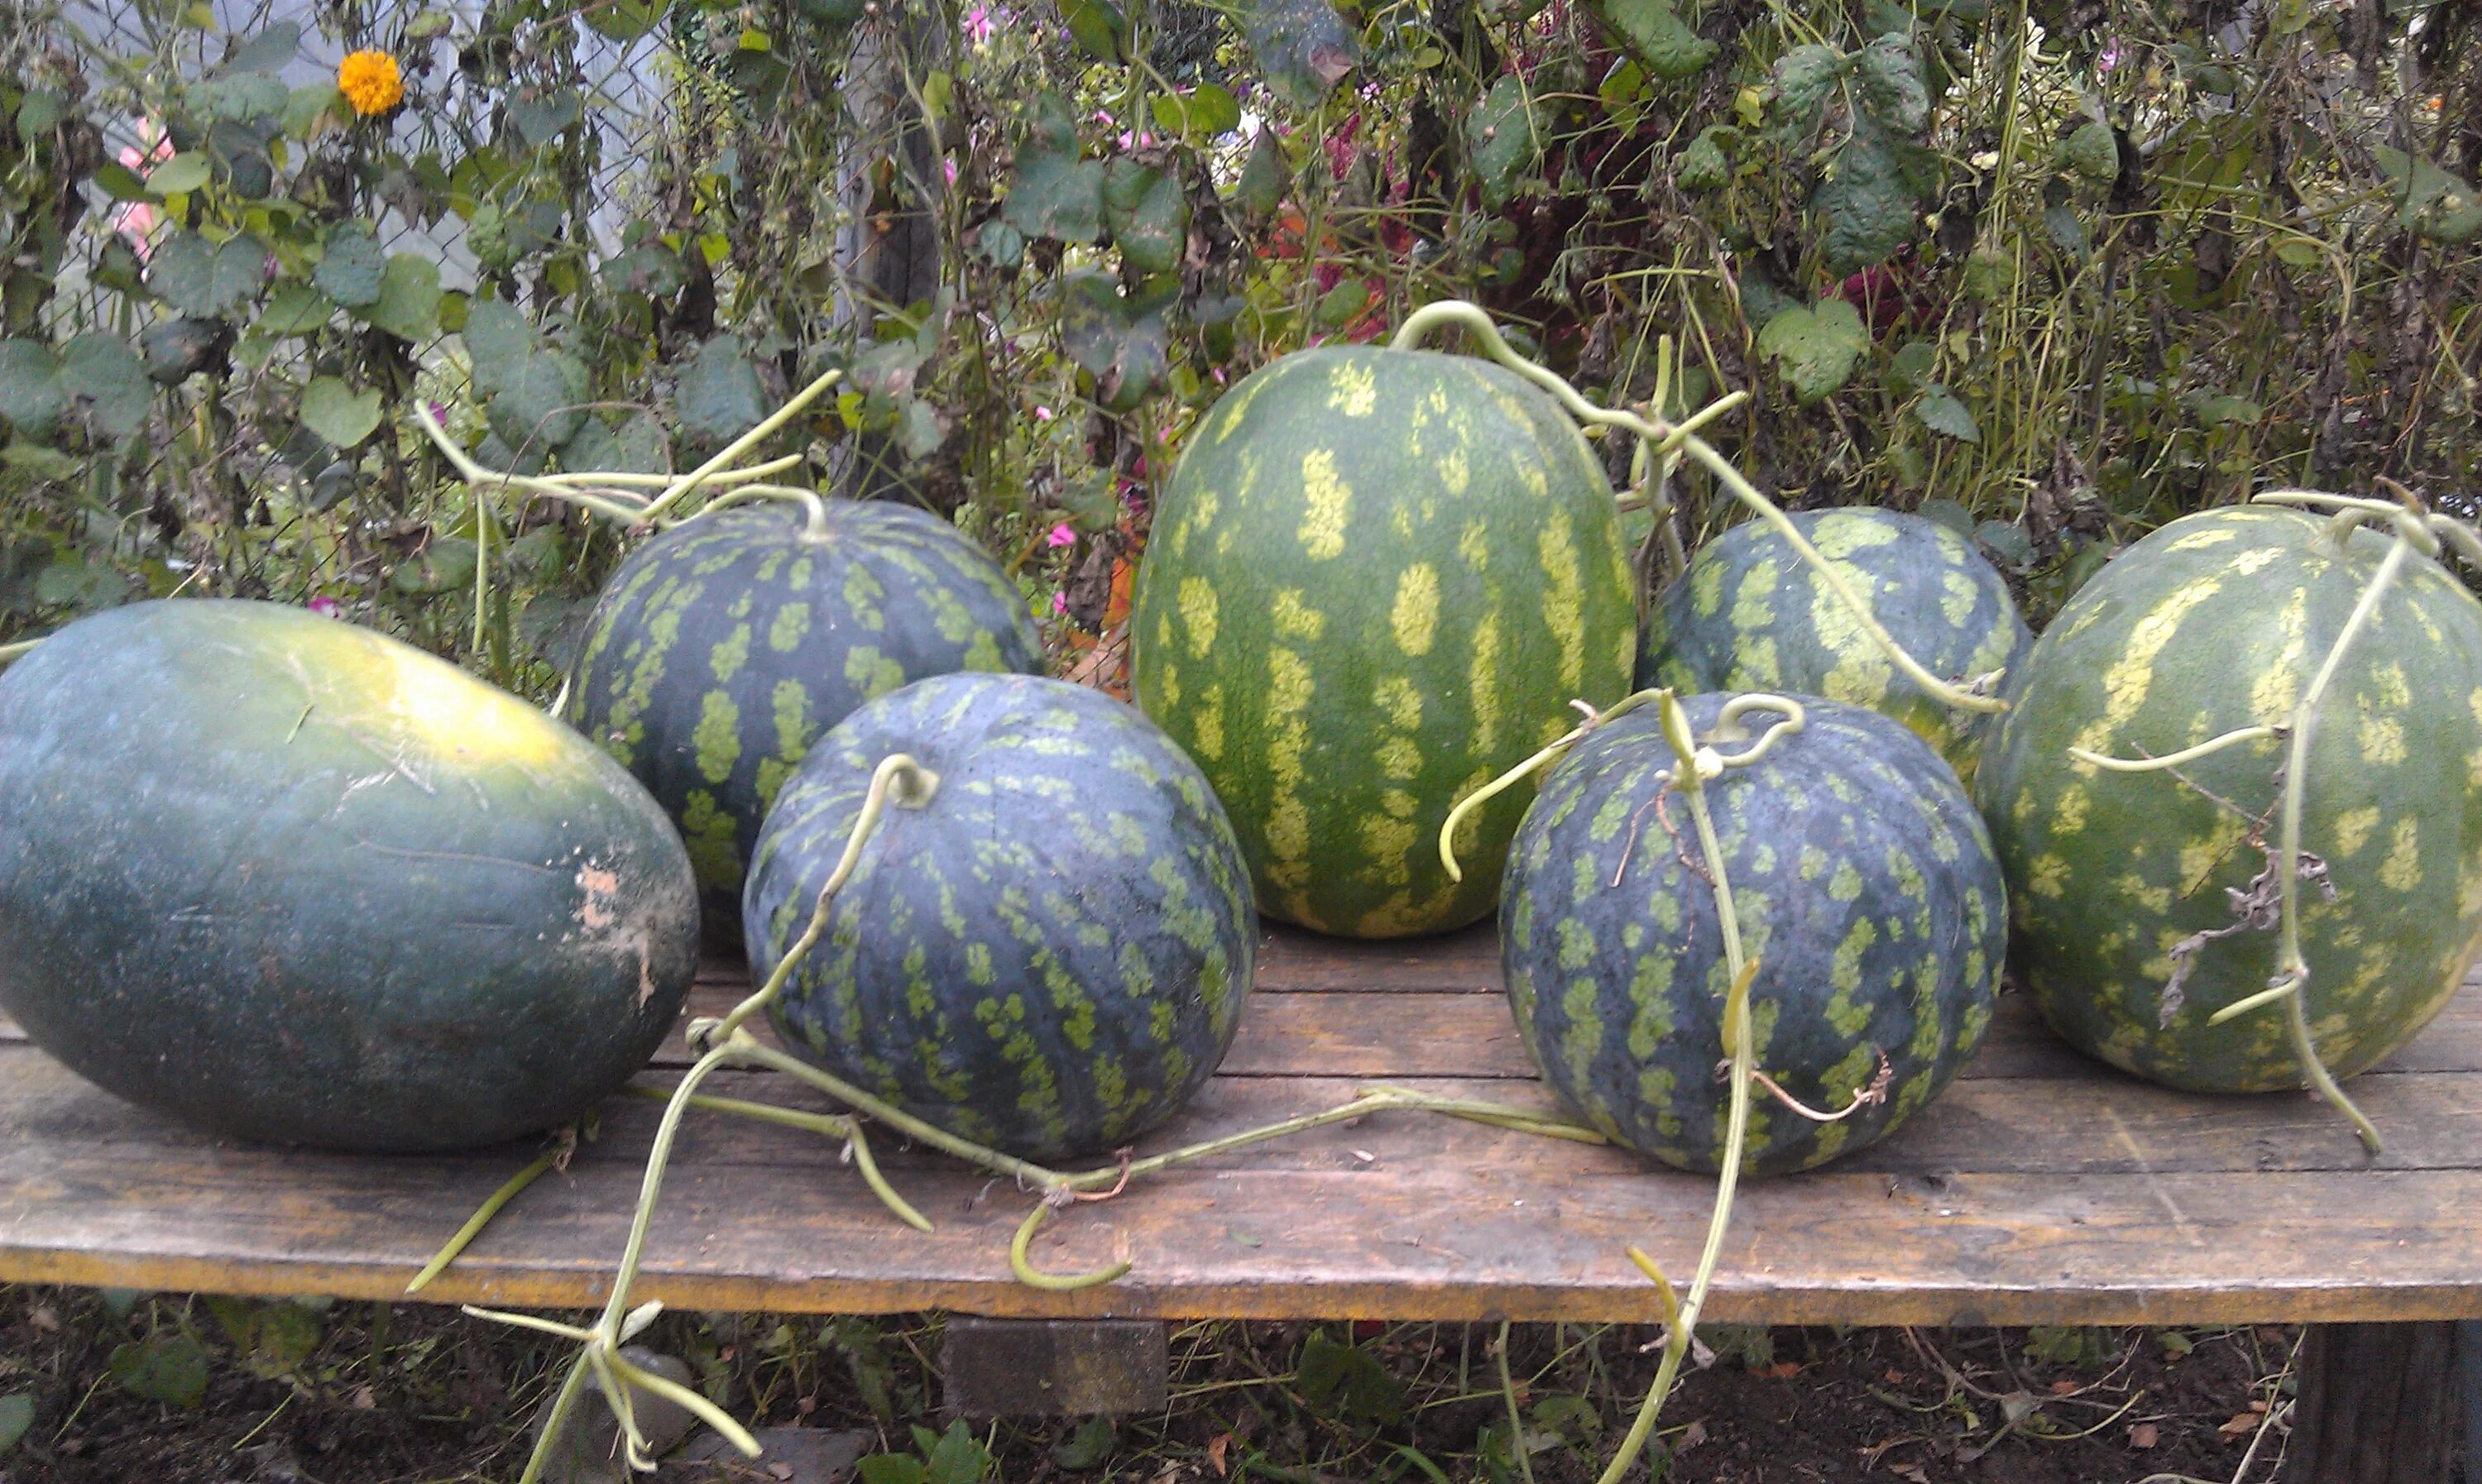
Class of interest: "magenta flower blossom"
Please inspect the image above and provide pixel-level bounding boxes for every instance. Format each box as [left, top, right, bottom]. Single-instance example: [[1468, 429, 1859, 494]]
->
[[308, 596, 342, 618], [1047, 522, 1076, 548]]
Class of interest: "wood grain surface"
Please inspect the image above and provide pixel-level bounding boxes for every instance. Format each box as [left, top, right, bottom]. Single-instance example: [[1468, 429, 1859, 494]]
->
[[5, 926, 2481, 1325]]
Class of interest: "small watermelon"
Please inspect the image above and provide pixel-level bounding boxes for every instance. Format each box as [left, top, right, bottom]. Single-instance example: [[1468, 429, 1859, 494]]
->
[[1976, 505, 2482, 1092], [1641, 508, 2029, 778], [1502, 694, 2005, 1174], [745, 673, 1253, 1161], [565, 501, 1043, 938], [1130, 345, 1637, 939], [0, 600, 698, 1151]]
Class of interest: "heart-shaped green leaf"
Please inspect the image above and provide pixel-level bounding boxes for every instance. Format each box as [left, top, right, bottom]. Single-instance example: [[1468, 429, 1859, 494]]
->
[[146, 152, 213, 196], [59, 333, 152, 440], [109, 1331, 208, 1410], [301, 376, 383, 448], [1756, 299, 1868, 405], [677, 337, 767, 443], [150, 232, 265, 318], [314, 221, 387, 307], [0, 341, 65, 433], [1102, 157, 1188, 277], [365, 255, 443, 342]]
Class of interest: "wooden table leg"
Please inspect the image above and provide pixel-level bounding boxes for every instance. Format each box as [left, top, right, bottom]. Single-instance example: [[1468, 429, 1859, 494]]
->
[[943, 1318, 1169, 1418], [2284, 1322, 2456, 1482]]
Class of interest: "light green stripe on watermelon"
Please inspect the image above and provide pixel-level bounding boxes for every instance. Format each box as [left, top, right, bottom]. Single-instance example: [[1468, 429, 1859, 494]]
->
[[1642, 507, 2030, 779], [1977, 505, 2482, 1092], [1132, 346, 1636, 938]]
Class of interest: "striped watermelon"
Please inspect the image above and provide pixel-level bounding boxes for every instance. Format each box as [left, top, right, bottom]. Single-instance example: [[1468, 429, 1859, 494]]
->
[[1502, 694, 2005, 1173], [1640, 508, 2029, 778], [1976, 505, 2482, 1091], [565, 502, 1043, 938], [1129, 346, 1637, 939], [745, 673, 1253, 1161]]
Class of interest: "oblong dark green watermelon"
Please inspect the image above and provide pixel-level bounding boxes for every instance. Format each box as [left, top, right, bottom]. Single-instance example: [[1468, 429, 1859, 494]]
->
[[1641, 508, 2030, 779], [566, 501, 1043, 940], [745, 673, 1254, 1161], [1129, 344, 1637, 939], [0, 600, 699, 1151], [1976, 505, 2482, 1092], [1503, 694, 2004, 1175]]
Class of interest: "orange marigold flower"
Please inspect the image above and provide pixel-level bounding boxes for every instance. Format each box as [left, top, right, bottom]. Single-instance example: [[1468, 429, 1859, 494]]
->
[[338, 50, 404, 117]]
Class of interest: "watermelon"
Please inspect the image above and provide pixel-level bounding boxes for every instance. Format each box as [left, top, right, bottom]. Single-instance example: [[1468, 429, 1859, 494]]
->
[[745, 673, 1253, 1161], [0, 600, 698, 1151], [1640, 507, 2029, 778], [564, 501, 1043, 939], [1976, 505, 2482, 1092], [1129, 345, 1637, 939], [1502, 694, 2005, 1174]]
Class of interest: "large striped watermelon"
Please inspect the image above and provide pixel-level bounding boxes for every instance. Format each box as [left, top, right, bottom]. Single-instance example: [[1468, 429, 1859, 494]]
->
[[1640, 508, 2029, 778], [1502, 694, 2005, 1174], [1129, 346, 1637, 939], [0, 601, 698, 1151], [565, 502, 1043, 938], [1976, 505, 2482, 1091], [745, 673, 1253, 1161]]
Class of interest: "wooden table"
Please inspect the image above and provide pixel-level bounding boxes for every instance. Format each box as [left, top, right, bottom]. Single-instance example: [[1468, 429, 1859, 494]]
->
[[4, 925, 2478, 1476]]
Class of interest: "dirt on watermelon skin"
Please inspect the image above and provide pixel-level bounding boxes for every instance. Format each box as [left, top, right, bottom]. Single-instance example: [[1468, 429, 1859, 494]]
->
[[1502, 694, 2005, 1175], [1976, 505, 2482, 1093], [745, 673, 1255, 1163], [564, 503, 1044, 941], [1129, 344, 1638, 941], [1640, 507, 2030, 781]]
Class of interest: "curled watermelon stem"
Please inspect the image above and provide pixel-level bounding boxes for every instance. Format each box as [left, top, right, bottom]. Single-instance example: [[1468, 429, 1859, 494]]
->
[[1388, 299, 2004, 719], [1742, 1051, 1893, 1124], [1595, 692, 1770, 1484], [1010, 1199, 1134, 1291], [472, 750, 937, 1484], [1439, 689, 1669, 883]]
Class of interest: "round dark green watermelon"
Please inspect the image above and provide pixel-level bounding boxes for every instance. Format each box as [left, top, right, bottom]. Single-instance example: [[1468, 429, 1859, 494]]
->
[[745, 673, 1253, 1161], [1503, 694, 2004, 1175], [1976, 505, 2482, 1092], [0, 600, 699, 1151], [1129, 345, 1637, 940], [1640, 508, 2029, 779], [565, 501, 1043, 940]]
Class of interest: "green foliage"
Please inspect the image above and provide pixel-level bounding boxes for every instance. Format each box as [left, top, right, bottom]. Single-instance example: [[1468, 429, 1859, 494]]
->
[[1295, 1333, 1407, 1428], [0, 1392, 32, 1456], [108, 1328, 209, 1409], [0, 0, 2471, 677], [1756, 299, 1869, 404], [855, 1419, 997, 1484]]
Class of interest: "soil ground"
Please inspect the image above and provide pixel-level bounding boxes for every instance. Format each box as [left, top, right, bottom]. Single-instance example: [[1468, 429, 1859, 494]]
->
[[0, 1283, 2362, 1483]]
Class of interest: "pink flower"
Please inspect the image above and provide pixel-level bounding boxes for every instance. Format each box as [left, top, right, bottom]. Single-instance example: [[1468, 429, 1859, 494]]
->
[[2097, 39, 2125, 72], [1047, 522, 1076, 548], [944, 157, 959, 186], [964, 4, 995, 42], [111, 120, 174, 261], [1033, 405, 1054, 422], [308, 597, 342, 618], [1052, 591, 1069, 613]]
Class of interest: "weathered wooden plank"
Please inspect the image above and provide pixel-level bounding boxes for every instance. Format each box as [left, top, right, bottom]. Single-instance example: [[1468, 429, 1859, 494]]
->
[[10, 925, 2482, 1329], [10, 1035, 2482, 1325]]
